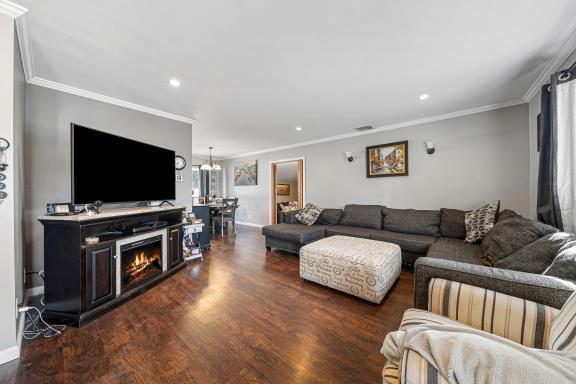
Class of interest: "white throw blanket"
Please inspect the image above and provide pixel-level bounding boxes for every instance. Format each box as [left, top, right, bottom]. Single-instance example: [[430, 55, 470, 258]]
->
[[381, 324, 576, 384]]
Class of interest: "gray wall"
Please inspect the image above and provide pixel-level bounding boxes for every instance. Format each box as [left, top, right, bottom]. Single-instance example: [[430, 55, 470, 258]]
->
[[0, 13, 18, 355], [26, 85, 193, 288], [224, 104, 530, 225], [13, 26, 26, 307], [528, 49, 576, 218]]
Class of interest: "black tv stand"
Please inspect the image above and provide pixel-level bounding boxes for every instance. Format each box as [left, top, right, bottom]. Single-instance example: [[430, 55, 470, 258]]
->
[[156, 200, 174, 207], [38, 206, 186, 326]]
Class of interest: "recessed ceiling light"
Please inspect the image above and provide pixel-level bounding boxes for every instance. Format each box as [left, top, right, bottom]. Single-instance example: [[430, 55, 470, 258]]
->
[[169, 79, 181, 87], [296, 126, 302, 131], [418, 94, 429, 101]]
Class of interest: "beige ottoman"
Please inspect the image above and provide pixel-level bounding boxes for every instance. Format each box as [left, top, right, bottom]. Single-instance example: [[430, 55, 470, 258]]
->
[[299, 235, 401, 303]]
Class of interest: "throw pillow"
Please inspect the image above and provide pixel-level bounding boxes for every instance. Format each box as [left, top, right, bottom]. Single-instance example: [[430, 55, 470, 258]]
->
[[439, 208, 468, 239], [295, 203, 323, 225], [481, 216, 559, 265], [549, 290, 576, 352], [496, 209, 520, 222], [464, 201, 500, 243], [544, 240, 576, 281], [494, 232, 575, 274]]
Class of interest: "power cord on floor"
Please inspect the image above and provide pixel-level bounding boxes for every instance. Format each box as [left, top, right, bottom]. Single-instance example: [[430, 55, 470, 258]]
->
[[20, 297, 66, 340]]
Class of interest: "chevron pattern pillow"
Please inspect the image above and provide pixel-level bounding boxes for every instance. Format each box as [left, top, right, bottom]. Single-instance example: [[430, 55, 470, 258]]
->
[[464, 201, 500, 243], [295, 203, 323, 225]]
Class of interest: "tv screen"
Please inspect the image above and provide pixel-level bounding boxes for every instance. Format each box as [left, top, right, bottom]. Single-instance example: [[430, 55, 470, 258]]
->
[[72, 124, 176, 205]]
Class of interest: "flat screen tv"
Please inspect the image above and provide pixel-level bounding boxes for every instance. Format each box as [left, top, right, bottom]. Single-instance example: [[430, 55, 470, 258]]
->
[[72, 124, 176, 205]]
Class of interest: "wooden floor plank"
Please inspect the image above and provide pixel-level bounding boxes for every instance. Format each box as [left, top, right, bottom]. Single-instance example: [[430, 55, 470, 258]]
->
[[1, 226, 414, 383]]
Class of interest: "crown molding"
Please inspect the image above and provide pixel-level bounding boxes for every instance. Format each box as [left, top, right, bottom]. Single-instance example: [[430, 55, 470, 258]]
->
[[222, 99, 526, 160], [522, 21, 576, 102], [10, 2, 197, 126], [0, 0, 27, 18], [29, 77, 197, 124], [14, 11, 33, 81]]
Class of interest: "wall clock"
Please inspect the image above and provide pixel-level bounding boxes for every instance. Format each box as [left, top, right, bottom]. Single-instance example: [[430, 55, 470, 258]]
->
[[0, 138, 9, 152], [175, 155, 187, 170]]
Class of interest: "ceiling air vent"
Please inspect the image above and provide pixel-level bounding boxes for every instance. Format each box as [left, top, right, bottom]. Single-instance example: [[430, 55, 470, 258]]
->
[[354, 125, 374, 132]]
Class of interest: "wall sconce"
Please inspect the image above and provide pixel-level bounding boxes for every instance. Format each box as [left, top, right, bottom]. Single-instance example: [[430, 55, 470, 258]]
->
[[425, 141, 435, 155], [345, 151, 354, 162]]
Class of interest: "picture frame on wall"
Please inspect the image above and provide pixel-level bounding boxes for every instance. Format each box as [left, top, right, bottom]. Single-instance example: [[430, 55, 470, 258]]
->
[[366, 141, 409, 178], [276, 184, 290, 196], [233, 160, 258, 186]]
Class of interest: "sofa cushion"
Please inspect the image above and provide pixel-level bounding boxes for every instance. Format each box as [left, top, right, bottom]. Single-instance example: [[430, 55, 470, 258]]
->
[[544, 240, 576, 282], [325, 225, 375, 239], [481, 216, 559, 265], [339, 204, 384, 229], [439, 208, 467, 239], [262, 224, 326, 244], [316, 208, 344, 225], [371, 230, 437, 255], [495, 232, 576, 274], [426, 238, 485, 266], [464, 201, 500, 243], [382, 208, 441, 237]]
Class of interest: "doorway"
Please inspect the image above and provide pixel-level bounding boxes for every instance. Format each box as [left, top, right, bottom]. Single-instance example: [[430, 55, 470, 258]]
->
[[270, 158, 305, 224]]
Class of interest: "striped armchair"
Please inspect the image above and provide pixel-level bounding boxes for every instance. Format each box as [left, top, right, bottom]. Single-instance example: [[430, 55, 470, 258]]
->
[[383, 258, 576, 384]]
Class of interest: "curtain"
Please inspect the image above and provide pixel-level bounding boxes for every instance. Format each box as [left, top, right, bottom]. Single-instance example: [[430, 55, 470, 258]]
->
[[537, 83, 564, 229], [555, 65, 576, 232]]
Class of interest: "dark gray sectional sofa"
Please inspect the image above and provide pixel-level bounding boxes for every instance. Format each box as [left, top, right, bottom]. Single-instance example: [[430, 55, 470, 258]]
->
[[263, 204, 483, 266], [263, 204, 576, 309]]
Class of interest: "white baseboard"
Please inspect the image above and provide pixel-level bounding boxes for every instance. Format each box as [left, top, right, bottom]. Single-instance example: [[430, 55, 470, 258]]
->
[[0, 344, 20, 365], [0, 313, 24, 365], [25, 285, 44, 297], [236, 221, 265, 228]]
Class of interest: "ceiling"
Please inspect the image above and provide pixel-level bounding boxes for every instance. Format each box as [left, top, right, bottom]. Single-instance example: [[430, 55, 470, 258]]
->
[[15, 0, 576, 158]]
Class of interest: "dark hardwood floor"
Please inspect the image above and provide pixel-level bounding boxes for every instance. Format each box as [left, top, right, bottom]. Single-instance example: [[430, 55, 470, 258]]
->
[[0, 226, 414, 384]]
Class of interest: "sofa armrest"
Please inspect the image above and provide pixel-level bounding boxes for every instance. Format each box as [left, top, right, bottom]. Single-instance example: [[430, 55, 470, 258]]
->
[[414, 257, 575, 310]]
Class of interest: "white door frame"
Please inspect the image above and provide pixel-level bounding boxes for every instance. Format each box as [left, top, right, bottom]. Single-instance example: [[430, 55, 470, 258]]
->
[[269, 157, 306, 225]]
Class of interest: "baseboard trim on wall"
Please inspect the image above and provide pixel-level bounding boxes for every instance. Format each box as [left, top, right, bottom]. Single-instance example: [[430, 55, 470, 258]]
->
[[25, 285, 44, 297], [0, 312, 25, 365], [236, 221, 265, 228]]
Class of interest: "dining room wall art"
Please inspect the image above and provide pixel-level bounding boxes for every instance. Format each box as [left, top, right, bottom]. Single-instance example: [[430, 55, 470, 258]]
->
[[234, 160, 258, 186]]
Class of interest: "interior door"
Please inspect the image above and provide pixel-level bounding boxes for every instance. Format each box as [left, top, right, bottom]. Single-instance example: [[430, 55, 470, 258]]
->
[[271, 159, 304, 224], [271, 163, 278, 224]]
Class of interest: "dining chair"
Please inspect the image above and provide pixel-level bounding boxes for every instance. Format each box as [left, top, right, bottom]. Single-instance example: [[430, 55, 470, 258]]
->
[[212, 198, 239, 236]]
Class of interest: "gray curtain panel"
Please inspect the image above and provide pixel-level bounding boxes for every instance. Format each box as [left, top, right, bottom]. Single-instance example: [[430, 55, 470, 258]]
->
[[537, 80, 564, 229]]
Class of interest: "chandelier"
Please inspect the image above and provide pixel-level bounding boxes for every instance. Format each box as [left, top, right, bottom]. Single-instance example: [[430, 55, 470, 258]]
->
[[200, 147, 221, 171]]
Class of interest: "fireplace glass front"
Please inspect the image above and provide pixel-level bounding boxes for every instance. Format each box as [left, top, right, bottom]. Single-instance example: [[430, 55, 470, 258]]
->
[[121, 235, 162, 291]]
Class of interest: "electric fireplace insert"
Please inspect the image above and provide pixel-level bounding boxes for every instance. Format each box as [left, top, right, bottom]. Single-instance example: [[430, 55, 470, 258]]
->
[[120, 235, 163, 291]]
